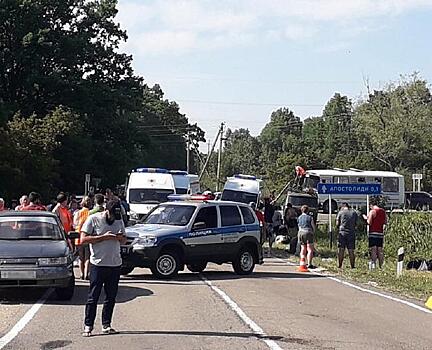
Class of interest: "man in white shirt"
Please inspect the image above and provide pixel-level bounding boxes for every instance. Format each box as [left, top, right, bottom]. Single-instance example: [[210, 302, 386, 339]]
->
[[80, 199, 127, 337]]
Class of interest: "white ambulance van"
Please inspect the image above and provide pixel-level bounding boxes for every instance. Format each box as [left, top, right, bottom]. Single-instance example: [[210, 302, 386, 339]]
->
[[221, 174, 262, 205], [127, 168, 175, 221], [169, 170, 201, 195]]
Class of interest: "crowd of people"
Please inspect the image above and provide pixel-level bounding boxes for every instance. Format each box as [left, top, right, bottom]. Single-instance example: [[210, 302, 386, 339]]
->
[[251, 196, 387, 271]]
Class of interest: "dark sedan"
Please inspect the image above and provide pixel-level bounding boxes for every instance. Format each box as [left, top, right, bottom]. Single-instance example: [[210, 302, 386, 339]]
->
[[0, 211, 76, 300]]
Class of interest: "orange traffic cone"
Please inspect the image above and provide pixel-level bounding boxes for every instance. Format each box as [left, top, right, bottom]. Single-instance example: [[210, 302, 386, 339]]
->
[[298, 245, 309, 272]]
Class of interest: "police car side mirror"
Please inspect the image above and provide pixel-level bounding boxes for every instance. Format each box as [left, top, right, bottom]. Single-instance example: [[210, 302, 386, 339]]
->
[[192, 222, 206, 231]]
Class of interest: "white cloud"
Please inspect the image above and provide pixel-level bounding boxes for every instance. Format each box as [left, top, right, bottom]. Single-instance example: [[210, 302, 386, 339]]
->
[[116, 0, 432, 55]]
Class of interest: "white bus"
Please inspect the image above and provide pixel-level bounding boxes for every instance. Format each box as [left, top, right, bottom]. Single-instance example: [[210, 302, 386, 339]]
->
[[302, 169, 405, 211]]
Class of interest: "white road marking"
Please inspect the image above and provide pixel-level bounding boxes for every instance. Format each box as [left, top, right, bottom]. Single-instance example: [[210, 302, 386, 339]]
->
[[275, 257, 432, 315], [0, 289, 52, 349], [201, 276, 283, 350]]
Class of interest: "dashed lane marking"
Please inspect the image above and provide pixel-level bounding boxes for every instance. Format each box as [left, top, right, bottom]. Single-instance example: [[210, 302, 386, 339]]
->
[[201, 276, 283, 350]]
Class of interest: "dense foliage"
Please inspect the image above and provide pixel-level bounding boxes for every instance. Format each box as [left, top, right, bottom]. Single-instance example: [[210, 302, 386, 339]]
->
[[0, 0, 204, 201], [221, 75, 432, 194]]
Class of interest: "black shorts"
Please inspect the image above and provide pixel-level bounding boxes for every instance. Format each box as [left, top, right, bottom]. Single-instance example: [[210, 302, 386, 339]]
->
[[338, 234, 355, 250], [368, 236, 384, 248]]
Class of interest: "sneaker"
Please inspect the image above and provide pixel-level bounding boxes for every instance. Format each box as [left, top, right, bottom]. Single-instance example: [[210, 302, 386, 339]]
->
[[307, 264, 317, 269], [102, 326, 118, 335], [82, 326, 92, 337]]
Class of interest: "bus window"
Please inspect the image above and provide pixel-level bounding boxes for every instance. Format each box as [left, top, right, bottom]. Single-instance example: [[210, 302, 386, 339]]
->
[[383, 177, 399, 192], [354, 177, 366, 183], [333, 176, 349, 184], [367, 177, 382, 183], [321, 176, 331, 183]]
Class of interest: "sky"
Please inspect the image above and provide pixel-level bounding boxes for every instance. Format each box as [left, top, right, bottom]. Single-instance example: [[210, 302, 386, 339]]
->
[[115, 0, 432, 149]]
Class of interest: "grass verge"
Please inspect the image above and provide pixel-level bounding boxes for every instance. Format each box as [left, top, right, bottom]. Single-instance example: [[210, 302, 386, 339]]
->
[[269, 237, 432, 302]]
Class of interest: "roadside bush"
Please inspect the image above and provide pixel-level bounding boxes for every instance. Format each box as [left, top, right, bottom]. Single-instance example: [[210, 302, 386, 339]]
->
[[385, 212, 432, 261], [316, 212, 432, 261]]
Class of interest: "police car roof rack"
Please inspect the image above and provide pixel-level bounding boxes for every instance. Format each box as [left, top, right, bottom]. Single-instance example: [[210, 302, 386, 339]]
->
[[167, 194, 214, 202]]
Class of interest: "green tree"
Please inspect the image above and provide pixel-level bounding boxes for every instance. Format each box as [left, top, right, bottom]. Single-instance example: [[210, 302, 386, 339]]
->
[[354, 76, 432, 174], [222, 128, 261, 177], [0, 107, 81, 199]]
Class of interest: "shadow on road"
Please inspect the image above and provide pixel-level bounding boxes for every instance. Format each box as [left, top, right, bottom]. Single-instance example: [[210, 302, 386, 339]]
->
[[90, 329, 284, 341], [0, 283, 153, 306], [124, 270, 324, 284], [201, 270, 325, 281]]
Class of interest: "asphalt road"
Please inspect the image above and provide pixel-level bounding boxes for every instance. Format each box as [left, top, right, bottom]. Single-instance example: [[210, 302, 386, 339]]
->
[[1, 258, 431, 350]]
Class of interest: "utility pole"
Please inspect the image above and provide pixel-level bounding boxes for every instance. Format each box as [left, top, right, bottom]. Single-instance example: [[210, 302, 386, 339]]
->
[[186, 131, 190, 173], [216, 123, 225, 192], [199, 127, 222, 182]]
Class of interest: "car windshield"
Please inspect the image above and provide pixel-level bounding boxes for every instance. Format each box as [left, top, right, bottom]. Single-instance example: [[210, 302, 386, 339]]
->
[[129, 188, 174, 204], [144, 204, 196, 226], [221, 190, 258, 204], [0, 217, 63, 240], [303, 175, 320, 189], [288, 195, 318, 208]]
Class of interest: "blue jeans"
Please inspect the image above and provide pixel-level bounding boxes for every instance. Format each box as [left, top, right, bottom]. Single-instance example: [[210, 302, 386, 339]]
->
[[84, 264, 121, 328]]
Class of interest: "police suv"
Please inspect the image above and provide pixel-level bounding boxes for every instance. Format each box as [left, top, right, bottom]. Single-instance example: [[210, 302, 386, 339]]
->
[[120, 195, 263, 278]]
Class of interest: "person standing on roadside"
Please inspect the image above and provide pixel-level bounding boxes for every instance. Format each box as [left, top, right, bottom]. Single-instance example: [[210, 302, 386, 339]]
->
[[364, 200, 387, 268], [284, 203, 299, 252], [0, 198, 6, 212], [263, 198, 275, 253], [9, 199, 18, 210], [21, 192, 47, 211], [52, 193, 74, 233], [16, 195, 29, 210], [75, 196, 93, 280], [298, 205, 317, 269], [336, 203, 358, 268], [88, 193, 105, 215], [80, 199, 127, 337]]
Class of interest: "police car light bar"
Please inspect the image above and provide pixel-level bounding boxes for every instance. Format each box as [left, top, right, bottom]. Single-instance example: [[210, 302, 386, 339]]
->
[[134, 168, 168, 173], [234, 174, 257, 180], [169, 170, 188, 175], [168, 194, 214, 201]]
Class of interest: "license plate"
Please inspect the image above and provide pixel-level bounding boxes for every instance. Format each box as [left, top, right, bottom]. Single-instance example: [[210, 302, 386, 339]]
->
[[121, 247, 130, 254], [0, 271, 36, 279]]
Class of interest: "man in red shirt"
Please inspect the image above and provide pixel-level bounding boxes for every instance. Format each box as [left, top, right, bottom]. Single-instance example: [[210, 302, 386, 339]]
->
[[21, 192, 47, 211], [364, 200, 387, 268]]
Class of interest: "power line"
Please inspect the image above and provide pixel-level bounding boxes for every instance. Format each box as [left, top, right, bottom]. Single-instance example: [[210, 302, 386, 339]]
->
[[177, 99, 323, 107]]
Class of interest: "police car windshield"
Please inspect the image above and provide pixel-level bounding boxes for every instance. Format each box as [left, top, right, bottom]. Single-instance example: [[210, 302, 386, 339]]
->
[[144, 204, 196, 226], [129, 189, 174, 204], [221, 190, 258, 204]]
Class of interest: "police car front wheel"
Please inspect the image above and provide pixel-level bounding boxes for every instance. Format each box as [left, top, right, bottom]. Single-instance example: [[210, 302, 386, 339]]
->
[[233, 248, 255, 275], [151, 251, 180, 279]]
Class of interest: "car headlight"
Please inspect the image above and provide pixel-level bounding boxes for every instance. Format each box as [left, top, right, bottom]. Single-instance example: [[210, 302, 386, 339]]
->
[[38, 257, 68, 266], [133, 235, 157, 248]]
